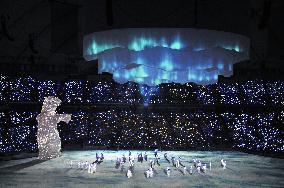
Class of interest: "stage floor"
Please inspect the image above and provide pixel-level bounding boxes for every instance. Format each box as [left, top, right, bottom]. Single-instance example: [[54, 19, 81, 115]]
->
[[0, 150, 283, 188]]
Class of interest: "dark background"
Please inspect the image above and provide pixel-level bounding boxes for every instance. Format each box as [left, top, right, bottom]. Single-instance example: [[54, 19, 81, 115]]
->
[[0, 0, 283, 65]]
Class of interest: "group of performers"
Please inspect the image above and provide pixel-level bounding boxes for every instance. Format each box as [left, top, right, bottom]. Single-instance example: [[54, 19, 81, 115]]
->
[[68, 149, 227, 179], [115, 151, 150, 178], [114, 150, 162, 178], [69, 152, 105, 174], [116, 149, 219, 178]]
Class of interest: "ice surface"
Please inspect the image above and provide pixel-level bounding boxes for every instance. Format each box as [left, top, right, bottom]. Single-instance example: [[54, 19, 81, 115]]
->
[[0, 150, 283, 188]]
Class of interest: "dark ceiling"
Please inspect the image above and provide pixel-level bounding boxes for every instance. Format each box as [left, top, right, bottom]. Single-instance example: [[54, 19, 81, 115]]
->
[[0, 0, 283, 61]]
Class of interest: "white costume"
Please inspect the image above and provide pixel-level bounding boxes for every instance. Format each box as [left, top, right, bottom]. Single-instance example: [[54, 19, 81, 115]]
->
[[176, 159, 180, 168], [149, 168, 154, 178], [36, 97, 71, 160], [84, 161, 89, 170], [145, 169, 150, 178], [183, 167, 187, 175], [88, 163, 97, 173], [127, 169, 133, 178], [146, 168, 154, 178], [201, 164, 206, 173], [189, 166, 193, 174], [197, 166, 200, 173], [166, 167, 171, 177], [144, 152, 148, 161], [88, 163, 91, 173], [221, 159, 226, 169], [78, 161, 82, 169], [197, 161, 202, 168], [129, 160, 134, 167]]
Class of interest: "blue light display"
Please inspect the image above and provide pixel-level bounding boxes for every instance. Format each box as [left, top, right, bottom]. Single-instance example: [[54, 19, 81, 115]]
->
[[83, 28, 250, 85]]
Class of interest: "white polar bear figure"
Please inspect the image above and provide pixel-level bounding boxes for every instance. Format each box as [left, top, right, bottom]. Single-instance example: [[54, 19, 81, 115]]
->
[[36, 96, 71, 160]]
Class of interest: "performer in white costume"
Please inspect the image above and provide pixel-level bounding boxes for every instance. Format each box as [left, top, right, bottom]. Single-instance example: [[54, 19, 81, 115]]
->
[[84, 161, 89, 170], [201, 164, 207, 173], [189, 165, 193, 174], [88, 162, 97, 173], [175, 158, 180, 168], [221, 159, 226, 169], [166, 167, 171, 177], [145, 167, 153, 178], [36, 96, 71, 160], [145, 169, 150, 178], [127, 169, 133, 178], [78, 161, 82, 169], [183, 166, 187, 175]]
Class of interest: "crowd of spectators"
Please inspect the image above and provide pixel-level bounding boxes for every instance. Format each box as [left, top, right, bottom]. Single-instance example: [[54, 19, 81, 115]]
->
[[0, 74, 283, 154], [0, 75, 284, 106], [2, 74, 284, 106], [0, 110, 283, 154]]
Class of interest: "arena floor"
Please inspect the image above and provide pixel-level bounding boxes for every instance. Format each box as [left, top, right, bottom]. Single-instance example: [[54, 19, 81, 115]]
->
[[0, 150, 283, 188]]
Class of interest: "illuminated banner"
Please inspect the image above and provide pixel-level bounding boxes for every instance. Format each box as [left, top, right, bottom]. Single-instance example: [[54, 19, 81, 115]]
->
[[83, 28, 249, 85]]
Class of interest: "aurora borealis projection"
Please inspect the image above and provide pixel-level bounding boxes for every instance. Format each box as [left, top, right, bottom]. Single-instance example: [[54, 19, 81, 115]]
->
[[83, 28, 250, 85]]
